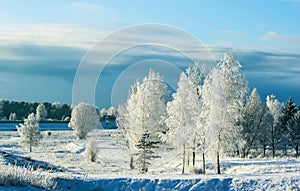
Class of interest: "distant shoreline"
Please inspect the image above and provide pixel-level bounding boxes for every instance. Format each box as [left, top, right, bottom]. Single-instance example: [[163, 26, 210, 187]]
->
[[0, 120, 69, 124]]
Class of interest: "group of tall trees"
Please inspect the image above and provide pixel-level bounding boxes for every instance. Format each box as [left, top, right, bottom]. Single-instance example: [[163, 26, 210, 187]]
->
[[0, 100, 71, 121], [117, 53, 300, 174]]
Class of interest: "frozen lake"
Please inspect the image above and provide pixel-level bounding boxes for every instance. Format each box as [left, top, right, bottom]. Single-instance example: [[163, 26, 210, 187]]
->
[[0, 121, 117, 131]]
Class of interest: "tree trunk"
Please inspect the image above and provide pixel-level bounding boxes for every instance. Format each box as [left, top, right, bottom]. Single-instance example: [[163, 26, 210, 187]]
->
[[29, 145, 32, 152], [263, 145, 266, 157], [129, 156, 134, 170], [142, 147, 147, 172], [202, 152, 206, 174], [242, 149, 246, 158], [284, 145, 287, 156], [236, 149, 240, 157], [272, 125, 275, 158], [217, 151, 221, 174], [187, 153, 190, 166], [182, 144, 186, 174], [192, 138, 196, 166], [192, 151, 196, 167], [272, 141, 275, 158], [296, 142, 299, 157]]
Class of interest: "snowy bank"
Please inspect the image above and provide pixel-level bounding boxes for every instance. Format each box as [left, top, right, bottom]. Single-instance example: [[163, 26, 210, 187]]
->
[[53, 173, 299, 191]]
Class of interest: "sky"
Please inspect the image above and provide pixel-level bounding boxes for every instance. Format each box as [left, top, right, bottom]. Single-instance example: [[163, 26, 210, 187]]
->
[[0, 0, 300, 108]]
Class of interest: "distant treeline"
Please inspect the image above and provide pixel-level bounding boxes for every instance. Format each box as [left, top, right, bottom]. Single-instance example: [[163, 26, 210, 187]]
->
[[0, 100, 71, 121]]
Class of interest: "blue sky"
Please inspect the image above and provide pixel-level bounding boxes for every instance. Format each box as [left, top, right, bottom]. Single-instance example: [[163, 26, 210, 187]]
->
[[0, 0, 300, 108]]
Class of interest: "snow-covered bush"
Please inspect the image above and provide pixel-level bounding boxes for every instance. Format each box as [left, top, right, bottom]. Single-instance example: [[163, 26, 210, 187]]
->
[[0, 164, 57, 189], [68, 102, 99, 140], [85, 139, 98, 162], [16, 113, 42, 152]]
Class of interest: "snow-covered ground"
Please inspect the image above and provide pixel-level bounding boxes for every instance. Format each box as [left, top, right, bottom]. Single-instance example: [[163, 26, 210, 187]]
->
[[0, 130, 300, 190]]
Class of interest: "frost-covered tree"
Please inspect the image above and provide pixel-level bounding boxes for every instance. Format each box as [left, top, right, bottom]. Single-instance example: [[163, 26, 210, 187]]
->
[[186, 63, 206, 169], [241, 88, 265, 157], [36, 103, 47, 121], [196, 105, 209, 173], [242, 89, 274, 157], [164, 72, 199, 174], [52, 101, 62, 109], [202, 53, 247, 174], [68, 103, 99, 140], [218, 53, 248, 154], [107, 107, 116, 118], [99, 108, 107, 119], [16, 113, 42, 152], [9, 113, 17, 121], [117, 70, 168, 169], [116, 105, 128, 131], [256, 106, 273, 157], [185, 62, 205, 97], [266, 95, 281, 157], [278, 97, 298, 155], [202, 68, 226, 174]]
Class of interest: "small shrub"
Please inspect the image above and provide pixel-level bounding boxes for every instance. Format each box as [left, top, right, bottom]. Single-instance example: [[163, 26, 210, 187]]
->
[[85, 139, 98, 162], [191, 166, 204, 174]]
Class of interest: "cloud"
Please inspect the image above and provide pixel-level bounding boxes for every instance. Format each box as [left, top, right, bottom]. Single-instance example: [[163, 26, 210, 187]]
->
[[0, 43, 85, 82], [0, 12, 8, 17], [71, 1, 119, 22], [72, 2, 106, 14], [231, 50, 300, 102], [216, 29, 244, 36], [283, 0, 300, 2], [0, 73, 72, 104], [0, 22, 299, 106], [0, 24, 110, 49], [261, 31, 300, 44]]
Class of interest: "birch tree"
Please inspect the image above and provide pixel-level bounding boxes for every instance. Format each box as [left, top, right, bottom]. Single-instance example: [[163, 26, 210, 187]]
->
[[241, 88, 264, 157], [202, 53, 247, 174], [266, 95, 281, 157], [202, 68, 226, 174], [117, 69, 168, 171], [164, 72, 199, 174]]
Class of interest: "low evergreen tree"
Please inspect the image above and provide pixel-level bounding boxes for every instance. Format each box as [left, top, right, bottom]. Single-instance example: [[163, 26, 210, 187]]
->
[[278, 97, 297, 155], [135, 133, 160, 173], [16, 113, 42, 152], [287, 111, 300, 157]]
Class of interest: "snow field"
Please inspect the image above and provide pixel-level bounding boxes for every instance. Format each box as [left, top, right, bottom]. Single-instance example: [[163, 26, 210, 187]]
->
[[0, 129, 300, 190]]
